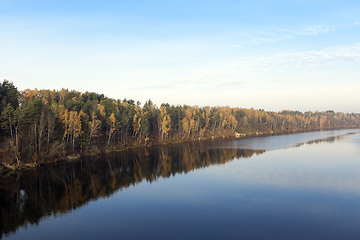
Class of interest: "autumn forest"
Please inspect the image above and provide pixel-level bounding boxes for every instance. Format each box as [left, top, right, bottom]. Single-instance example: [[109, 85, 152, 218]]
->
[[1, 80, 359, 170]]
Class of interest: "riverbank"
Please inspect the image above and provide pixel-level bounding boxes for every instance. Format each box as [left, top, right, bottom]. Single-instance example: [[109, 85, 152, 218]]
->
[[1, 126, 359, 175]]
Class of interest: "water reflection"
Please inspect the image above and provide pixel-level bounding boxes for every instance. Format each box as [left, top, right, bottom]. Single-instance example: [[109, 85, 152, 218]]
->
[[0, 145, 264, 238], [211, 129, 360, 150], [1, 130, 360, 239]]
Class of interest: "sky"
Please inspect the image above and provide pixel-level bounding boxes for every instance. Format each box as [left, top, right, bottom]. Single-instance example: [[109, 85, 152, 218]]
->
[[1, 0, 359, 113]]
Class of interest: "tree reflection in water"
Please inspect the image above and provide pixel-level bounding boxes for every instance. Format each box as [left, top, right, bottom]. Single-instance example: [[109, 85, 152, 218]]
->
[[0, 141, 265, 238], [0, 135, 344, 238]]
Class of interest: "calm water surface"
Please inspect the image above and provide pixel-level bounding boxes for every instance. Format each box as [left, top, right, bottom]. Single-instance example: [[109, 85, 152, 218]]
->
[[1, 129, 360, 239]]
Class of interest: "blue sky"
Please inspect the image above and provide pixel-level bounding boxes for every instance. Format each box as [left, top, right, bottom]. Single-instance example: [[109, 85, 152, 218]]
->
[[1, 0, 359, 112]]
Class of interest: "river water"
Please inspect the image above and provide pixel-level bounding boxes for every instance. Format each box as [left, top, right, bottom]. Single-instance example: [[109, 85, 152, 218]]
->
[[1, 129, 360, 239]]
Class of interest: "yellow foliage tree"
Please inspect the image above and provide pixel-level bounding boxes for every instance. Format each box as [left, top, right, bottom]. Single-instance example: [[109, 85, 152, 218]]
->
[[160, 106, 171, 140], [89, 111, 101, 144], [108, 113, 116, 146]]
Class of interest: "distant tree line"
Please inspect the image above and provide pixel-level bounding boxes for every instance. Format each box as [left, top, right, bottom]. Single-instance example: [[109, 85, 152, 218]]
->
[[1, 80, 359, 167]]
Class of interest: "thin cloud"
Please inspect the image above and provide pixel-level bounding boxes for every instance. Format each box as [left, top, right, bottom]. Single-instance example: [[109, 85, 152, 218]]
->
[[237, 24, 341, 45], [293, 25, 337, 36], [133, 43, 360, 91], [221, 43, 360, 74]]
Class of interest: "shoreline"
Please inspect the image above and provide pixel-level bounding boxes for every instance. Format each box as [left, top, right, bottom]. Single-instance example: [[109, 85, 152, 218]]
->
[[1, 126, 359, 175]]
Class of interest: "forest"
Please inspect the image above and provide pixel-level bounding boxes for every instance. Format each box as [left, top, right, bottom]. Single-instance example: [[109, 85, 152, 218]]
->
[[1, 79, 360, 169]]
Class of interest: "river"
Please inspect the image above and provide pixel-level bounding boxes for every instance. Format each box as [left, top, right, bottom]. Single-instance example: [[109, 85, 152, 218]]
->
[[1, 129, 360, 239]]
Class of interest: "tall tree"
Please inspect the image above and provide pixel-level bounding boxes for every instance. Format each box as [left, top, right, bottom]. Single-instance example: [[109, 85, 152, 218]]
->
[[160, 106, 171, 140]]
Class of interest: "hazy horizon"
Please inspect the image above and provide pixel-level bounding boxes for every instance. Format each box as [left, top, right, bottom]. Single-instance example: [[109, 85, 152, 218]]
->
[[1, 0, 359, 113]]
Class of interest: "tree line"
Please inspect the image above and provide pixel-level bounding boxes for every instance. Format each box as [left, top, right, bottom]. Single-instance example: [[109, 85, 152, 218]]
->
[[1, 80, 359, 167]]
